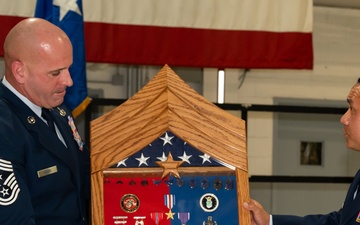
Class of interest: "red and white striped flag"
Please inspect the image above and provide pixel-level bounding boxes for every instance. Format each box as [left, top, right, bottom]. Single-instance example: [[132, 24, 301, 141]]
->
[[0, 0, 313, 69]]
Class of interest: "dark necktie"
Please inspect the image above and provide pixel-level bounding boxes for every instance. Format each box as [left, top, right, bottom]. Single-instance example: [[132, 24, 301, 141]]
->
[[41, 108, 56, 134]]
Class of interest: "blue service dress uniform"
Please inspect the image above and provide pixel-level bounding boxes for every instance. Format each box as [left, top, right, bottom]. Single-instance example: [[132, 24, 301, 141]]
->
[[273, 169, 360, 225], [0, 82, 90, 225]]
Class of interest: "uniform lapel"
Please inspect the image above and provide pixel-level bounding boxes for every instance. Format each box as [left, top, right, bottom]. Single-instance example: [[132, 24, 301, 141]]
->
[[51, 107, 81, 153], [37, 126, 77, 172], [50, 107, 83, 186]]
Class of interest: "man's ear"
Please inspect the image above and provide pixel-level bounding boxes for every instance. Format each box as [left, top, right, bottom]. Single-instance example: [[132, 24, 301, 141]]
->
[[12, 60, 26, 84]]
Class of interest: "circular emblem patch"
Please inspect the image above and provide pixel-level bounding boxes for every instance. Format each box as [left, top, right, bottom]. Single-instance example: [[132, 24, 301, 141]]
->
[[200, 193, 219, 212], [120, 194, 140, 213]]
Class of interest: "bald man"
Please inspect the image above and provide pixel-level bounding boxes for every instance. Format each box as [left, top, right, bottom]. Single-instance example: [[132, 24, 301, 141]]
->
[[0, 18, 89, 225], [244, 78, 360, 225]]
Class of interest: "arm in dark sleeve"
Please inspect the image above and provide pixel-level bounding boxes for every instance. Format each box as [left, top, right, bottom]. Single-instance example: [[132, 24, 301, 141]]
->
[[273, 210, 341, 225]]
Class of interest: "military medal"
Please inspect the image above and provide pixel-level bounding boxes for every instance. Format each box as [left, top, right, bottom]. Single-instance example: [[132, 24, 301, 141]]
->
[[178, 212, 190, 225], [200, 193, 219, 212], [164, 194, 176, 219], [150, 212, 163, 225], [120, 194, 140, 213]]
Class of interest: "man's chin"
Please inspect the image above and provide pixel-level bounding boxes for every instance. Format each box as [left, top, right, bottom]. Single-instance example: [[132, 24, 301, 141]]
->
[[52, 98, 65, 107]]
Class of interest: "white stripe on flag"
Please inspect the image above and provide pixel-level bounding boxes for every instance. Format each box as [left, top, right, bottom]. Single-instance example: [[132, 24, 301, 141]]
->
[[0, 0, 312, 32]]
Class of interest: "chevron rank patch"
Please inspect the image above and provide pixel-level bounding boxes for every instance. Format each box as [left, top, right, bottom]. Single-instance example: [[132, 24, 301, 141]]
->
[[0, 158, 20, 206]]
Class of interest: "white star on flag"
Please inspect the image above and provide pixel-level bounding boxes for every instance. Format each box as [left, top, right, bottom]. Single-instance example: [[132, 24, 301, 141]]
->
[[178, 151, 192, 164], [199, 154, 212, 164], [53, 0, 82, 21], [117, 158, 128, 167], [160, 132, 174, 146], [157, 152, 168, 161], [136, 153, 150, 166]]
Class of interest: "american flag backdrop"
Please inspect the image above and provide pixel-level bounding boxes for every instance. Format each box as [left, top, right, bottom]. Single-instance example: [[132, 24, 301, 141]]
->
[[104, 131, 239, 225], [0, 0, 313, 69]]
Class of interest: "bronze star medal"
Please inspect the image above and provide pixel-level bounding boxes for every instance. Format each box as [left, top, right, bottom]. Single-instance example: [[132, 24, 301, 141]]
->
[[156, 152, 184, 179], [165, 209, 175, 220]]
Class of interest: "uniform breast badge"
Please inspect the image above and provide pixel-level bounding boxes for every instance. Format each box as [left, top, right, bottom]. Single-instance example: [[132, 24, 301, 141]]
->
[[200, 193, 219, 212], [120, 194, 140, 213]]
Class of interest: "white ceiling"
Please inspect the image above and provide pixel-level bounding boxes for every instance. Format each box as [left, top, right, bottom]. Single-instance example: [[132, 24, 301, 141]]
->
[[314, 0, 360, 9]]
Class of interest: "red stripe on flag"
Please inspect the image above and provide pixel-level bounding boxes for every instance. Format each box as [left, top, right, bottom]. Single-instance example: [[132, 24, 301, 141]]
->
[[84, 22, 313, 69], [0, 15, 28, 56], [0, 15, 313, 69]]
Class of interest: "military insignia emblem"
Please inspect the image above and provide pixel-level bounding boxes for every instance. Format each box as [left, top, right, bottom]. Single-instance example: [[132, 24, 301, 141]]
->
[[225, 178, 234, 190], [201, 178, 209, 189], [0, 158, 20, 206], [214, 178, 222, 190], [67, 116, 84, 151], [200, 193, 219, 212], [58, 108, 66, 117], [120, 194, 140, 213], [177, 179, 185, 187], [27, 116, 35, 124]]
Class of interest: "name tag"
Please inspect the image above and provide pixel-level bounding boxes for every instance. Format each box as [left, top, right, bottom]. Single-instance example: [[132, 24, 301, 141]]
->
[[37, 166, 58, 178]]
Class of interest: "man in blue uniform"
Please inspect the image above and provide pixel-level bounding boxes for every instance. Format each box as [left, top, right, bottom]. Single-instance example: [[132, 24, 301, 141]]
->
[[0, 18, 89, 224], [244, 78, 360, 225]]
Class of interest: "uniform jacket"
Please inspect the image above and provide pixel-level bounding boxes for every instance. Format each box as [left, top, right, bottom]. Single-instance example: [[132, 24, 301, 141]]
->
[[0, 82, 90, 225], [273, 170, 360, 225]]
